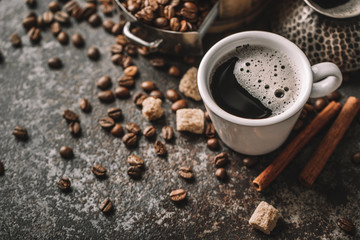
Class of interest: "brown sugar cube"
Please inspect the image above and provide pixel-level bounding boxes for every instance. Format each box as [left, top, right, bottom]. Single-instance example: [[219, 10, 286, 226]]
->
[[249, 201, 280, 235], [176, 108, 204, 134], [179, 67, 201, 101], [142, 97, 164, 121]]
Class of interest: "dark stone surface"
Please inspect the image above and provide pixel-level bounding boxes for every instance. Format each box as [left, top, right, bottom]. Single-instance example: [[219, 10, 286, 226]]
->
[[0, 1, 360, 239]]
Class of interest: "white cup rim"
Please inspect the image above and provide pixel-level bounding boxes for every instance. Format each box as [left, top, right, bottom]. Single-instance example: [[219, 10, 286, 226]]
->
[[198, 31, 313, 127]]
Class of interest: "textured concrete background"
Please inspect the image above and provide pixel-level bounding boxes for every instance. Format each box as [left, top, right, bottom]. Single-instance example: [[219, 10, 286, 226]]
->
[[0, 1, 360, 239]]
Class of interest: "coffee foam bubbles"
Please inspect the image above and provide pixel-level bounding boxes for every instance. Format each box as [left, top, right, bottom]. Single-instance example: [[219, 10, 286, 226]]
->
[[233, 45, 301, 116]]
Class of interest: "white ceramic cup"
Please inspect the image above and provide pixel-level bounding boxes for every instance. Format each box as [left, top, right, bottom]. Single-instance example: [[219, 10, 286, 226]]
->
[[198, 31, 342, 155]]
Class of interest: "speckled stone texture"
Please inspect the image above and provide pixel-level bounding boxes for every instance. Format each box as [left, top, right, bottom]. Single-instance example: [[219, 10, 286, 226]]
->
[[0, 1, 360, 239]]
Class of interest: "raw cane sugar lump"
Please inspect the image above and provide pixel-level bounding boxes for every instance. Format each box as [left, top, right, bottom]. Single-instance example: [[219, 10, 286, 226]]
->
[[179, 67, 202, 101], [176, 108, 204, 134], [142, 97, 164, 121], [249, 201, 280, 235]]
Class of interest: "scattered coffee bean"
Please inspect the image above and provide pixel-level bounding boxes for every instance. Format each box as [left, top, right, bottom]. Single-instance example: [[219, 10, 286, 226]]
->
[[171, 99, 187, 112], [169, 189, 186, 202], [87, 47, 100, 60], [242, 157, 258, 168], [154, 140, 167, 156], [205, 123, 216, 138], [118, 76, 135, 88], [125, 44, 137, 56], [64, 1, 79, 14], [326, 90, 341, 101], [0, 161, 4, 176], [115, 34, 127, 45], [314, 98, 327, 111], [50, 22, 61, 35], [99, 117, 115, 130], [28, 27, 41, 42], [43, 11, 54, 24], [102, 19, 115, 32], [110, 44, 123, 55], [112, 23, 123, 35], [111, 54, 123, 65], [204, 111, 211, 122], [107, 107, 122, 120], [127, 166, 141, 178], [133, 92, 148, 107], [114, 86, 130, 99], [124, 66, 138, 77], [137, 46, 149, 55], [166, 89, 179, 102], [214, 152, 228, 168], [26, 0, 37, 8], [98, 90, 115, 103], [12, 126, 28, 140], [79, 98, 91, 113], [88, 13, 102, 27], [101, 2, 114, 15], [37, 16, 45, 28], [127, 155, 144, 168], [162, 126, 174, 141], [99, 198, 113, 213], [110, 123, 124, 137], [143, 125, 156, 139], [215, 168, 227, 180], [97, 75, 112, 90], [48, 57, 62, 69], [207, 138, 219, 151], [48, 1, 61, 12], [126, 122, 141, 135], [121, 55, 133, 68], [149, 90, 164, 99], [352, 151, 360, 164], [91, 164, 107, 177], [71, 33, 85, 47], [179, 167, 193, 179], [150, 57, 166, 68], [141, 81, 156, 92], [22, 16, 37, 29], [57, 176, 71, 191], [337, 218, 355, 233], [10, 33, 21, 47], [168, 66, 180, 77], [71, 6, 84, 21], [69, 121, 81, 136], [62, 109, 78, 122], [59, 146, 73, 159], [122, 133, 138, 147], [57, 31, 69, 45], [82, 3, 97, 19]]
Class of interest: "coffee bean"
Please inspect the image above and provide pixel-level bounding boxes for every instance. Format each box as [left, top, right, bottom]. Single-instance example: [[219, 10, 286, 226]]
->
[[43, 11, 54, 24], [10, 33, 21, 47], [22, 16, 37, 29], [214, 152, 228, 168], [62, 109, 78, 122], [50, 22, 61, 35], [127, 166, 141, 178], [0, 161, 4, 176], [352, 151, 360, 164], [179, 19, 188, 32], [79, 98, 91, 112], [101, 2, 114, 15], [99, 117, 115, 130], [102, 19, 115, 32], [97, 75, 112, 90], [48, 57, 62, 69], [133, 92, 148, 107], [26, 0, 37, 8], [107, 107, 122, 120], [121, 55, 133, 68], [314, 98, 327, 111], [207, 138, 219, 151], [28, 27, 41, 42], [150, 58, 166, 68], [118, 76, 135, 88], [326, 90, 341, 101], [99, 198, 113, 213], [171, 99, 187, 112], [111, 54, 123, 65], [149, 90, 164, 99], [115, 34, 127, 45], [124, 66, 138, 77], [59, 146, 73, 159], [154, 17, 168, 28], [12, 126, 28, 140], [48, 1, 61, 12], [161, 126, 174, 141], [169, 17, 180, 31], [87, 47, 100, 60], [126, 122, 141, 135], [37, 16, 45, 28], [168, 66, 180, 77], [140, 81, 155, 92], [98, 90, 114, 103], [204, 111, 211, 121], [110, 44, 123, 55], [337, 218, 354, 233], [110, 124, 124, 137], [112, 23, 123, 35], [57, 31, 69, 45], [88, 13, 102, 27], [114, 86, 130, 99], [143, 125, 156, 139], [82, 2, 97, 19], [154, 140, 167, 156], [71, 33, 85, 48], [57, 177, 71, 191], [179, 167, 193, 179], [166, 89, 179, 102], [158, 0, 168, 5], [215, 168, 227, 180], [71, 6, 84, 21], [164, 5, 175, 19], [169, 189, 186, 202], [69, 121, 81, 136], [91, 164, 107, 177], [127, 155, 144, 168], [122, 133, 138, 147], [242, 157, 258, 168], [137, 46, 149, 55], [64, 1, 79, 13], [205, 123, 216, 138]]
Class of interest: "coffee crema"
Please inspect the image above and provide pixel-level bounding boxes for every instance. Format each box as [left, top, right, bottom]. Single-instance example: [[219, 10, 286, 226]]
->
[[210, 44, 301, 119]]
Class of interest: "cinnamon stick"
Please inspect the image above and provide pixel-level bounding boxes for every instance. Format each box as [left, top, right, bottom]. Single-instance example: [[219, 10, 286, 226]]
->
[[299, 96, 360, 187], [252, 101, 342, 191]]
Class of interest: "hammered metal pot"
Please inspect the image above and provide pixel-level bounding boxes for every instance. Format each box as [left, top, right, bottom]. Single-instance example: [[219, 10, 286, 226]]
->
[[271, 0, 360, 72]]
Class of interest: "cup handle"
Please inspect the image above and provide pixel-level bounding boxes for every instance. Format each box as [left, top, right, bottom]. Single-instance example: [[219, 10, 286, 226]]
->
[[310, 62, 342, 98]]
